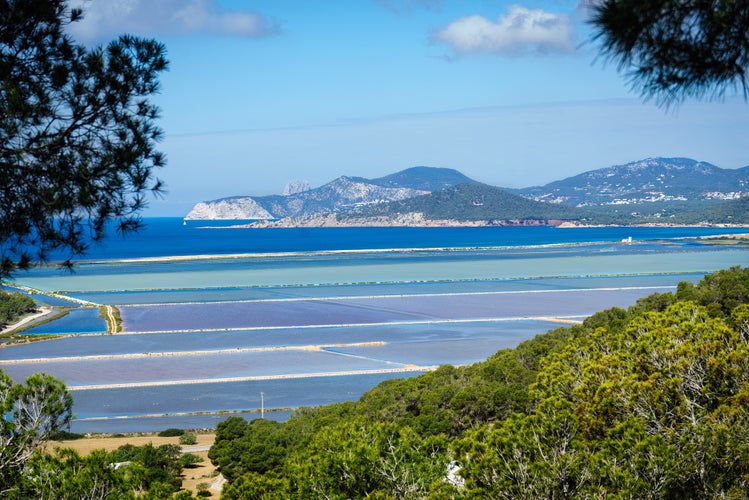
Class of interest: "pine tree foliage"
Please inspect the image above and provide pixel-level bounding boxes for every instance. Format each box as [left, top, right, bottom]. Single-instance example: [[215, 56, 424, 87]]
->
[[0, 0, 168, 278], [0, 370, 73, 496], [590, 0, 749, 105]]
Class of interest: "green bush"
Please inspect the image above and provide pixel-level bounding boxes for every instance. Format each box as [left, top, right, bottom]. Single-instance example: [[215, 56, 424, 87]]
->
[[196, 482, 211, 497], [157, 428, 184, 437], [179, 433, 197, 445], [178, 453, 203, 468], [48, 430, 85, 441]]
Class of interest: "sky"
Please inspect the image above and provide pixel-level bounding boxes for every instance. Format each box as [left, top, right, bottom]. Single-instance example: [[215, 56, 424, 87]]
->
[[67, 0, 749, 216]]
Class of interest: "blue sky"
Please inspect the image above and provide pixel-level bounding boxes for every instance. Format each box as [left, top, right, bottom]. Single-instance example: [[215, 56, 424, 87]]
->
[[68, 0, 749, 216]]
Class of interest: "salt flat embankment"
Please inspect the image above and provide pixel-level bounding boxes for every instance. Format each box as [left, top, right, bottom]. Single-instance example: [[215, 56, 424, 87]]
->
[[68, 366, 439, 391], [0, 341, 387, 364]]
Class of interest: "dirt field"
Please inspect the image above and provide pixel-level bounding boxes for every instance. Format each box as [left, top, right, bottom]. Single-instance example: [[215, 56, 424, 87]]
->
[[48, 432, 222, 497]]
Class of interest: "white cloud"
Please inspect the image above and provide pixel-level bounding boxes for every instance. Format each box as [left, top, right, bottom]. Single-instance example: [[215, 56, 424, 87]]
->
[[68, 0, 279, 43], [432, 5, 575, 56]]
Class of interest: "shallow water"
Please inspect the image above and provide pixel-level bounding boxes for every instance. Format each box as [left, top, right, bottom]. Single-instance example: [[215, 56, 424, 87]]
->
[[11, 246, 744, 292], [1, 225, 746, 433], [0, 320, 562, 360], [62, 273, 699, 305], [115, 287, 672, 333], [68, 373, 414, 422], [20, 308, 107, 335]]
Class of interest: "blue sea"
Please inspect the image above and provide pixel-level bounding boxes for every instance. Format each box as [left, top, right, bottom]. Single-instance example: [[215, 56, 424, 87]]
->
[[1, 218, 747, 432], [29, 217, 749, 259]]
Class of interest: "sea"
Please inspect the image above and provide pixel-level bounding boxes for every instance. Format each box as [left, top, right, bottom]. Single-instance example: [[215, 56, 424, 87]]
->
[[0, 218, 747, 433]]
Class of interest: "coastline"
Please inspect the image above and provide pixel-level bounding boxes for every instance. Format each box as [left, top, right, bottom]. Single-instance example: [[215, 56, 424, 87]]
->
[[226, 212, 749, 229]]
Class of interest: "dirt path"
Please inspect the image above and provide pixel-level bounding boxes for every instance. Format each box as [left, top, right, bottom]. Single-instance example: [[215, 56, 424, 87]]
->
[[105, 305, 117, 333]]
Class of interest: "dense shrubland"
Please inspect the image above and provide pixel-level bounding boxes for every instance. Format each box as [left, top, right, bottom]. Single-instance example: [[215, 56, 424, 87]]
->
[[0, 289, 36, 330], [214, 267, 749, 499], [16, 442, 191, 499]]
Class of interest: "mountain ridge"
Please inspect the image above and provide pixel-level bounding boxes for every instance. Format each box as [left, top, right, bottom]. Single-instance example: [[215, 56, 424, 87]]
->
[[514, 157, 749, 206], [186, 158, 749, 225], [184, 167, 468, 220]]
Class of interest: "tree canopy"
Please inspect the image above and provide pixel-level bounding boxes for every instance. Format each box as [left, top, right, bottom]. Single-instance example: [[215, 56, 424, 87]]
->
[[209, 267, 749, 498], [0, 289, 36, 329], [0, 369, 73, 496], [590, 0, 749, 105], [0, 0, 168, 278], [16, 442, 194, 499]]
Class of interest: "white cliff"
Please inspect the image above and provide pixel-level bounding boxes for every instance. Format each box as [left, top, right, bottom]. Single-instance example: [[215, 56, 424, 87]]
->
[[184, 197, 273, 220], [185, 177, 429, 220]]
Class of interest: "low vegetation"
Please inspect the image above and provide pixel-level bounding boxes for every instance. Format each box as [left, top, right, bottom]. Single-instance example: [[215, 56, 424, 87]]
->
[[347, 183, 584, 222], [179, 433, 198, 446]]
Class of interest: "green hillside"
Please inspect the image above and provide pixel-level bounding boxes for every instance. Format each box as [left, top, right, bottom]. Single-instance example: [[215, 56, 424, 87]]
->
[[190, 160, 747, 225], [516, 157, 749, 207], [575, 196, 749, 225], [368, 166, 477, 191], [344, 182, 585, 222], [341, 182, 748, 226], [683, 196, 749, 224]]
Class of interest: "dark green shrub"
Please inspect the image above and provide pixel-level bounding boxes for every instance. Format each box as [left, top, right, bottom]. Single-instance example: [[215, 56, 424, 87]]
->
[[158, 428, 184, 437], [49, 430, 85, 441]]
